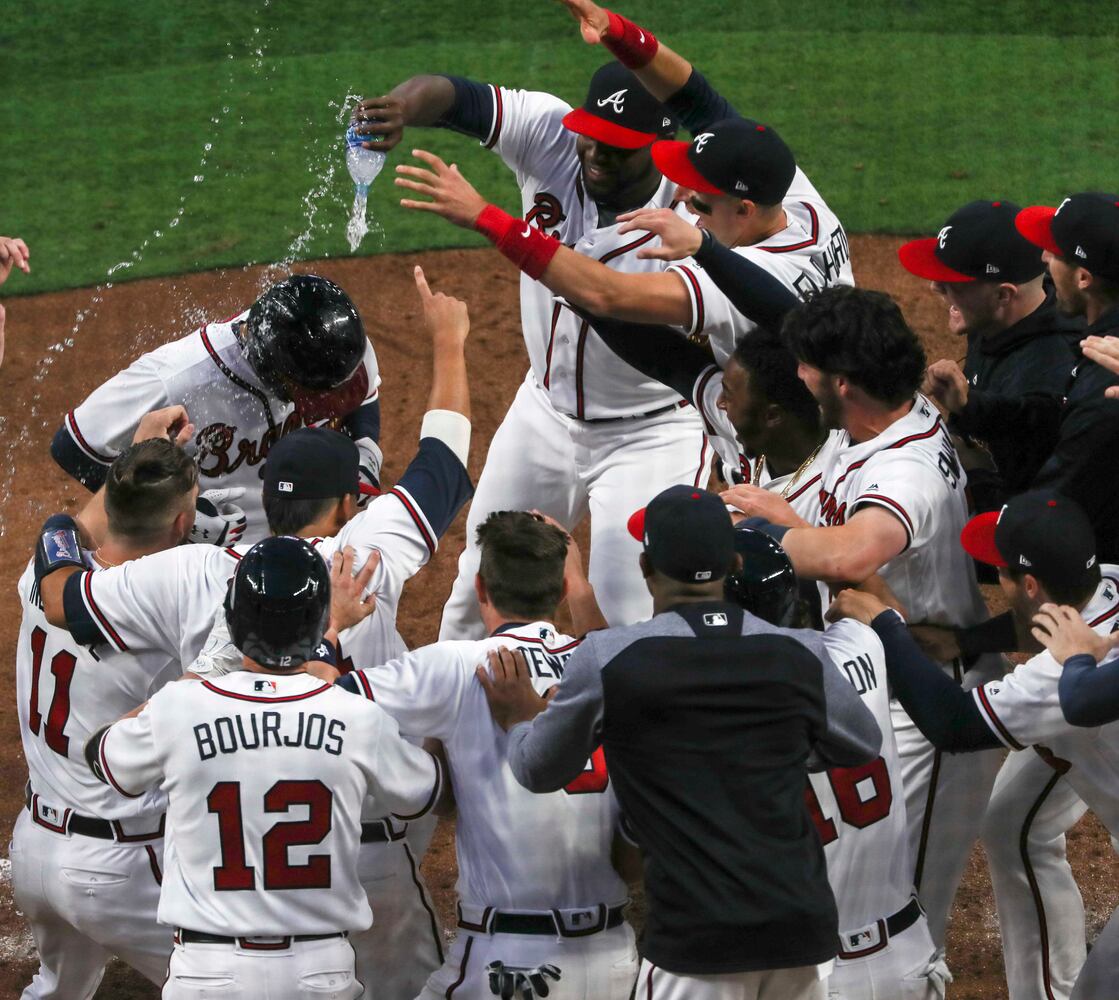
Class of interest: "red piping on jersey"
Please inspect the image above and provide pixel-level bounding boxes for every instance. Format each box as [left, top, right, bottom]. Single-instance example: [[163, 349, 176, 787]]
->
[[974, 684, 1026, 751], [855, 493, 914, 541], [354, 670, 375, 701], [760, 202, 820, 254], [199, 680, 332, 703], [83, 572, 128, 651], [785, 473, 822, 503], [692, 433, 709, 488], [646, 964, 655, 999], [224, 547, 241, 561], [1088, 576, 1119, 627], [824, 416, 943, 495], [675, 265, 705, 335], [445, 934, 473, 997], [694, 365, 721, 434], [484, 85, 503, 150], [394, 753, 444, 821], [99, 731, 142, 799], [389, 486, 436, 557], [200, 326, 278, 432], [542, 302, 562, 390], [499, 634, 583, 653], [66, 410, 115, 464], [1020, 769, 1064, 1000]]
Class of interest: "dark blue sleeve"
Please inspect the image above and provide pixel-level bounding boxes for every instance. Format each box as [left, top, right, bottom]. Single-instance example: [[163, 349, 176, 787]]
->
[[692, 230, 799, 330], [957, 610, 1019, 657], [395, 436, 474, 540], [665, 68, 740, 134], [436, 76, 497, 141], [871, 610, 1002, 752], [1059, 653, 1119, 727], [51, 426, 108, 491], [62, 572, 106, 647], [342, 399, 381, 443], [335, 673, 361, 695]]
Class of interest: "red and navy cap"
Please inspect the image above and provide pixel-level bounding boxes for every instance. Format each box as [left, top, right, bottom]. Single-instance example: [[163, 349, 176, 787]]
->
[[627, 485, 735, 583], [1016, 193, 1119, 280], [961, 492, 1097, 593], [898, 200, 1044, 284], [651, 117, 796, 203], [562, 63, 677, 150]]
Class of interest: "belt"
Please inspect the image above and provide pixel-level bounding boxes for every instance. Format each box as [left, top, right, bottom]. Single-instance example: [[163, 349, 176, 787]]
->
[[576, 400, 687, 425], [176, 929, 346, 950], [25, 785, 164, 843], [837, 897, 923, 960], [360, 820, 404, 844], [458, 903, 626, 938]]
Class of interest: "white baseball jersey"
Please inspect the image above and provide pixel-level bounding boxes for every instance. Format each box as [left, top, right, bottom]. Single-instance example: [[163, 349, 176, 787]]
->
[[815, 620, 913, 940], [667, 168, 854, 367], [347, 622, 628, 912], [91, 671, 442, 935], [485, 85, 692, 419], [62, 310, 381, 543], [16, 557, 177, 829], [813, 394, 989, 630], [971, 568, 1119, 832]]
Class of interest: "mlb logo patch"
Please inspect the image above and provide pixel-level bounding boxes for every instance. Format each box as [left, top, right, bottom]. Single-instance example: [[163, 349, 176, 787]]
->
[[278, 481, 294, 493], [254, 680, 277, 692], [703, 612, 728, 627]]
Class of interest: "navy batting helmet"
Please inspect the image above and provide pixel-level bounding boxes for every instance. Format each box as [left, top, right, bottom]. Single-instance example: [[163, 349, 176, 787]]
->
[[244, 274, 366, 402], [224, 535, 330, 670], [724, 524, 799, 627]]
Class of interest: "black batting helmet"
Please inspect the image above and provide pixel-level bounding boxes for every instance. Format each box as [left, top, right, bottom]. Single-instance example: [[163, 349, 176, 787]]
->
[[724, 524, 799, 627], [244, 274, 366, 401], [224, 535, 330, 670]]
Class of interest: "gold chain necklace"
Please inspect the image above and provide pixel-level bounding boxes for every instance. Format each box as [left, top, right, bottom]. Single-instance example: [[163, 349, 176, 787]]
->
[[751, 442, 825, 497], [92, 549, 121, 568]]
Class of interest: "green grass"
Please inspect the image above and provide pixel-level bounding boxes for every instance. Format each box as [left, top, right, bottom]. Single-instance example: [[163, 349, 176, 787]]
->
[[2, 1, 1117, 295]]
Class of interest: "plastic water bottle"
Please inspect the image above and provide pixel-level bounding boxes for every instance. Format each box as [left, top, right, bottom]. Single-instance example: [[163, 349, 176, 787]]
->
[[344, 124, 385, 251]]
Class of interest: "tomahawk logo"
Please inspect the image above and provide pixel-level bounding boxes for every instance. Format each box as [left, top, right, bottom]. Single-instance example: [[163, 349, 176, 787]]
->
[[694, 132, 715, 153], [1055, 197, 1071, 215], [937, 225, 952, 249], [596, 89, 628, 114]]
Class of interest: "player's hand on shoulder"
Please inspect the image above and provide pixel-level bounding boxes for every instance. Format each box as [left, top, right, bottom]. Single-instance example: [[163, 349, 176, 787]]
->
[[189, 488, 247, 546], [0, 235, 30, 285], [922, 359, 969, 413], [329, 546, 381, 632], [555, 0, 611, 45], [351, 95, 405, 152], [826, 588, 890, 626], [477, 647, 548, 731], [720, 484, 807, 527], [133, 405, 195, 447], [617, 207, 703, 261], [414, 265, 470, 344], [1081, 335, 1119, 394], [1032, 602, 1119, 664], [396, 150, 487, 228], [907, 623, 962, 663]]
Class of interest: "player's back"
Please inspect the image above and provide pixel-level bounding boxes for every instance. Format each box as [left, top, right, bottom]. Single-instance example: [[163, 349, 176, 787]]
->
[[352, 622, 627, 912], [17, 559, 172, 826], [816, 619, 913, 931]]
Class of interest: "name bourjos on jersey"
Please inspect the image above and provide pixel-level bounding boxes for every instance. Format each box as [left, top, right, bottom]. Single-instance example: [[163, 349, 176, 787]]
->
[[64, 311, 380, 542], [350, 622, 628, 913], [484, 85, 692, 420]]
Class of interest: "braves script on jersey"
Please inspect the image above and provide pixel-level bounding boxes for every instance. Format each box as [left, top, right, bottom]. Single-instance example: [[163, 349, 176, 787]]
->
[[62, 312, 381, 542], [347, 621, 627, 913], [90, 671, 441, 936], [668, 169, 854, 367]]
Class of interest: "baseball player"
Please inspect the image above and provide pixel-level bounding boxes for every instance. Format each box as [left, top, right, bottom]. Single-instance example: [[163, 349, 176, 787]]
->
[[85, 535, 447, 1000], [13, 417, 204, 999], [358, 58, 711, 638], [725, 527, 945, 999], [51, 273, 383, 545], [827, 492, 1119, 1000], [337, 510, 637, 999]]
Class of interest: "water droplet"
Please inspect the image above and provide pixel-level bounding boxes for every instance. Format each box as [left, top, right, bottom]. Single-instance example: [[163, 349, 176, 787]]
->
[[193, 175, 205, 183], [222, 106, 230, 114], [204, 143, 212, 152]]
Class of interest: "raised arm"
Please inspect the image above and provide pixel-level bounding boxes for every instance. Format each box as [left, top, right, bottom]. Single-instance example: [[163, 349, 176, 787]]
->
[[352, 75, 470, 151]]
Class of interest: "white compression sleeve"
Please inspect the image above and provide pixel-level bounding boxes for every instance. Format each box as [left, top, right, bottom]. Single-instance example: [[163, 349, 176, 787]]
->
[[420, 409, 471, 467]]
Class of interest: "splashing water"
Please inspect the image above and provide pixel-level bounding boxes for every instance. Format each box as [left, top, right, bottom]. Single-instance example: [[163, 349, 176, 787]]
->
[[346, 190, 370, 252]]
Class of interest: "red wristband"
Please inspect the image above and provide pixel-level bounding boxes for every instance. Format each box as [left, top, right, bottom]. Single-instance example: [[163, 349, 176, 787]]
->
[[475, 205, 560, 280], [603, 11, 658, 69]]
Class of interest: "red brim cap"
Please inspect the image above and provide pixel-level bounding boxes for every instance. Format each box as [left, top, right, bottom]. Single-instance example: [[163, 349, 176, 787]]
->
[[562, 108, 655, 150], [651, 140, 724, 196], [627, 507, 647, 543], [897, 237, 976, 283], [1015, 206, 1062, 255], [960, 510, 1007, 567]]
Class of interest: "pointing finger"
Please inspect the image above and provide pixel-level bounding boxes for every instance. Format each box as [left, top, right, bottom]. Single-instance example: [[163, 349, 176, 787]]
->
[[414, 265, 432, 298]]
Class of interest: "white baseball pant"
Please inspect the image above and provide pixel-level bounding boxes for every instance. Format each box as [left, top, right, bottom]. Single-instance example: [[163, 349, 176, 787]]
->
[[1071, 903, 1119, 999], [416, 923, 638, 999], [980, 749, 1088, 1000], [10, 808, 172, 998], [828, 915, 949, 1000], [163, 934, 361, 999], [439, 374, 708, 640], [636, 958, 831, 1000]]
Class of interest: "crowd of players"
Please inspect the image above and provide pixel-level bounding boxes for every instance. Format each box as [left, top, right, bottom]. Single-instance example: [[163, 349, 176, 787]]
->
[[9, 0, 1119, 998]]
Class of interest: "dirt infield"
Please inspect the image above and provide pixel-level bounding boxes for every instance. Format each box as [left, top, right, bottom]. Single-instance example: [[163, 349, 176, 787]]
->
[[0, 239, 1114, 998]]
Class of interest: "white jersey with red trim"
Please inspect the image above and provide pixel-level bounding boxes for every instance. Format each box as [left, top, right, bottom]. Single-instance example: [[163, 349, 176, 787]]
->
[[814, 620, 913, 937], [347, 621, 627, 912], [485, 85, 692, 420], [667, 168, 854, 367], [15, 557, 175, 828], [62, 311, 381, 543], [90, 671, 442, 936], [972, 568, 1119, 833], [813, 394, 989, 629]]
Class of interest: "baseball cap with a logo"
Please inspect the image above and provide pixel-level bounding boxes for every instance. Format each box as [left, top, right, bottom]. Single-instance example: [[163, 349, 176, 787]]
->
[[1016, 193, 1119, 280], [562, 63, 677, 150], [263, 428, 363, 500], [651, 117, 796, 204], [897, 200, 1044, 284], [960, 491, 1098, 593], [627, 485, 735, 583]]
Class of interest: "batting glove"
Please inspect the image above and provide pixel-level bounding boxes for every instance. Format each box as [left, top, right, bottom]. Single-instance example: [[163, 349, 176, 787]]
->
[[355, 437, 383, 508], [486, 961, 561, 999], [190, 488, 247, 546]]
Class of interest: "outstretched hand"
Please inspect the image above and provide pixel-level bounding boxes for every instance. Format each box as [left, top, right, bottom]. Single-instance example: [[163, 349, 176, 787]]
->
[[0, 236, 30, 286], [477, 647, 548, 731], [329, 546, 381, 633], [351, 95, 406, 151], [617, 208, 702, 261], [414, 265, 470, 344], [555, 0, 611, 44], [396, 150, 487, 229]]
